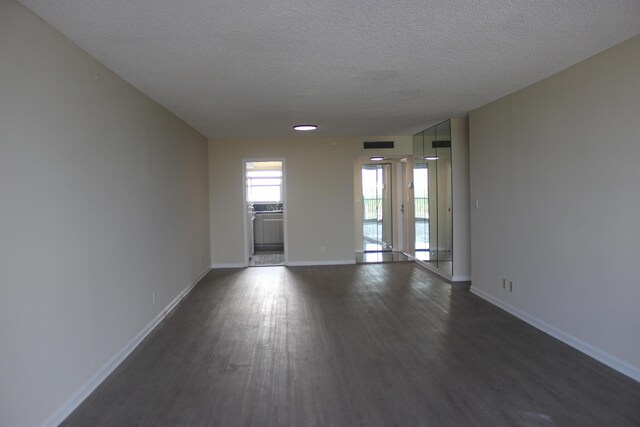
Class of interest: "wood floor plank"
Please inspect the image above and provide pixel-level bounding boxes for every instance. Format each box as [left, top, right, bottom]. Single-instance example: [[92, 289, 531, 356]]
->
[[61, 263, 640, 426]]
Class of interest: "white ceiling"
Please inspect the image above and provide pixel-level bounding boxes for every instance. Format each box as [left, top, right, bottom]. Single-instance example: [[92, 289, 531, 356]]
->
[[19, 0, 640, 139]]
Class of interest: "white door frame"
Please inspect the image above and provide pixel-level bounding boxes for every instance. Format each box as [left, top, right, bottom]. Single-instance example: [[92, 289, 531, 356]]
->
[[396, 160, 405, 252], [242, 158, 288, 266], [401, 156, 415, 256]]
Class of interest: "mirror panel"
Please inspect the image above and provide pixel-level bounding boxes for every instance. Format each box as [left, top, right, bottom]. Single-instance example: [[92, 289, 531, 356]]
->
[[412, 119, 453, 276], [435, 120, 452, 275]]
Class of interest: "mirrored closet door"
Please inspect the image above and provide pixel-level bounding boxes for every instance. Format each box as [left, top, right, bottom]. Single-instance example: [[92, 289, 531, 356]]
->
[[413, 120, 453, 276]]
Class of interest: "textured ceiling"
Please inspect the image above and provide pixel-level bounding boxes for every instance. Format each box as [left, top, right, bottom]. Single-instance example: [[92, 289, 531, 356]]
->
[[19, 0, 640, 139]]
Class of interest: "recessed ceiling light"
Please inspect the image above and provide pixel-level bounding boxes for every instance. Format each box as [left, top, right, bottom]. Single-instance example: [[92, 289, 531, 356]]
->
[[425, 156, 439, 160], [370, 156, 384, 161], [293, 124, 317, 131]]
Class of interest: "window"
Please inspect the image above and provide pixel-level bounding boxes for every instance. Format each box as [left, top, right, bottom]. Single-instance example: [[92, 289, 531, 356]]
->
[[247, 170, 282, 202]]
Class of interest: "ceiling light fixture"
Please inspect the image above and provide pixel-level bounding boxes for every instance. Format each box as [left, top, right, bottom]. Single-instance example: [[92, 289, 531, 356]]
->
[[293, 124, 317, 131], [425, 156, 439, 161], [370, 156, 384, 161]]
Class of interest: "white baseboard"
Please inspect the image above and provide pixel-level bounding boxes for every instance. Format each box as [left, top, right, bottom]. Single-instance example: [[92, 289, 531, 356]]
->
[[211, 263, 247, 268], [470, 287, 640, 383], [286, 259, 356, 266], [40, 266, 211, 427], [452, 275, 472, 282]]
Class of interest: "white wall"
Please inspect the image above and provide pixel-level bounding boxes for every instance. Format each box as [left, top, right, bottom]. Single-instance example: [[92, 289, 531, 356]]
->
[[0, 1, 210, 426], [210, 137, 411, 266], [469, 35, 640, 379]]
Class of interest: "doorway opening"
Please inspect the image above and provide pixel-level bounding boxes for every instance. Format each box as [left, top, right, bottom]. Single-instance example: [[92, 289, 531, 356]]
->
[[244, 160, 285, 266], [361, 163, 392, 252]]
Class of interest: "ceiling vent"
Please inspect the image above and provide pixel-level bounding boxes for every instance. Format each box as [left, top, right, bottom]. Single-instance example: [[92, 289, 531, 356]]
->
[[363, 141, 394, 149]]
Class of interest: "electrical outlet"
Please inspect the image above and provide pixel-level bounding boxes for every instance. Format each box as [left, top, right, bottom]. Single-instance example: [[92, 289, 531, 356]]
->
[[152, 292, 156, 305], [509, 281, 514, 292], [320, 246, 326, 254]]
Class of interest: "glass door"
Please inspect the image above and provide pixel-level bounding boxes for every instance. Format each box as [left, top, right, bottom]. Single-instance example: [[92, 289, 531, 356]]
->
[[413, 162, 429, 256], [362, 163, 392, 251]]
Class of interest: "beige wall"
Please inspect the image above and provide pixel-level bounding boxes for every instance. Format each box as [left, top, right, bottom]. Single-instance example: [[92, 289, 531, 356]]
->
[[0, 2, 210, 426], [469, 35, 640, 379], [450, 118, 471, 279], [210, 137, 411, 266]]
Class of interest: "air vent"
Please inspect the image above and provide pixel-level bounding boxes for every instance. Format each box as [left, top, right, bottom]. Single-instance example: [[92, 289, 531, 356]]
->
[[363, 141, 394, 149], [432, 140, 451, 148]]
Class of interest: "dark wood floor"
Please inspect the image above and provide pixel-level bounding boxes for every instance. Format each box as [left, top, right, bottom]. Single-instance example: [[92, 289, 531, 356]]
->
[[62, 264, 640, 426]]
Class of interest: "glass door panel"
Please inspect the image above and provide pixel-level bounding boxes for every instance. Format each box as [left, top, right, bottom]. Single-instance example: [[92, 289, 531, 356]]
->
[[362, 163, 392, 251]]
